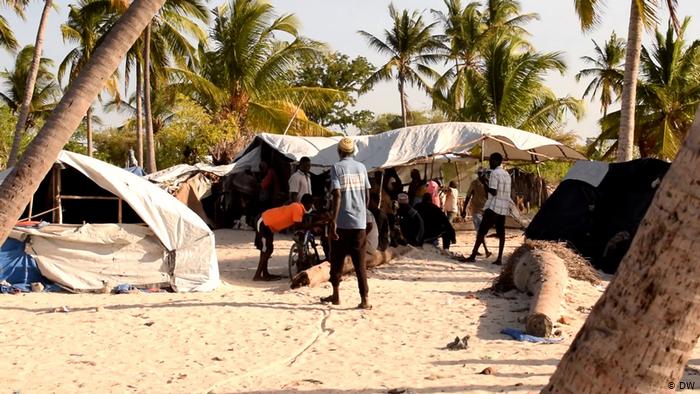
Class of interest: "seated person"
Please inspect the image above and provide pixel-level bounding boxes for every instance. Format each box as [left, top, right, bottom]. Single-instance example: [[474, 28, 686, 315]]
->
[[366, 208, 378, 255], [253, 194, 317, 281], [414, 193, 457, 250], [368, 192, 389, 252], [396, 193, 424, 247]]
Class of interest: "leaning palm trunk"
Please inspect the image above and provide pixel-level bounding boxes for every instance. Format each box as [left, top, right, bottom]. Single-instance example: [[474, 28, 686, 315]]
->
[[0, 0, 166, 246], [7, 0, 53, 167], [86, 106, 93, 156], [543, 107, 700, 392], [143, 23, 156, 173], [135, 58, 143, 166], [616, 0, 643, 162]]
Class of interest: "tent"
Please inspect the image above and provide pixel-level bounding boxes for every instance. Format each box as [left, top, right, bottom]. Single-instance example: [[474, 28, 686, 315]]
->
[[525, 158, 670, 273], [235, 122, 585, 173], [0, 151, 219, 292]]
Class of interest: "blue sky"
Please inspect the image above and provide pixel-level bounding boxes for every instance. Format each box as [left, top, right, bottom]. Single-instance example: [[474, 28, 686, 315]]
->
[[2, 1, 700, 141]]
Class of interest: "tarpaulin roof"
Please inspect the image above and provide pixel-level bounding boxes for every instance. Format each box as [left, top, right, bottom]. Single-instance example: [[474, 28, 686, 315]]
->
[[236, 122, 585, 172], [1, 151, 219, 292]]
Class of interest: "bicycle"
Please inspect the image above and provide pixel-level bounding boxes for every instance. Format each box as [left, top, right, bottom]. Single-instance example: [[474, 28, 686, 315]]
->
[[288, 228, 323, 280]]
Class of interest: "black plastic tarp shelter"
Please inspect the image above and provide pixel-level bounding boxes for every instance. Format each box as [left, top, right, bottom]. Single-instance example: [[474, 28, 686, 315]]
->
[[525, 158, 670, 273]]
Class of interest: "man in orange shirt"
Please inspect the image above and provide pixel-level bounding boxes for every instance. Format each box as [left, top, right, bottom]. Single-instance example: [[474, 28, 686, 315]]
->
[[254, 194, 315, 281]]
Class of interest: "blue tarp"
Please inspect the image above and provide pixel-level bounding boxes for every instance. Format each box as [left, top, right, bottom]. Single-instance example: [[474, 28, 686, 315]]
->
[[125, 166, 146, 176], [0, 238, 56, 291]]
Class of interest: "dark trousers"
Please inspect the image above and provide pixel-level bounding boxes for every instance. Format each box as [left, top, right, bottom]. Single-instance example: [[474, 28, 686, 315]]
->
[[477, 209, 506, 238], [330, 229, 368, 298]]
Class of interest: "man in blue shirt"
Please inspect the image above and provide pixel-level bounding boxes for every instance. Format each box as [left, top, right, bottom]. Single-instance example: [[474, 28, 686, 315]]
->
[[322, 137, 372, 309]]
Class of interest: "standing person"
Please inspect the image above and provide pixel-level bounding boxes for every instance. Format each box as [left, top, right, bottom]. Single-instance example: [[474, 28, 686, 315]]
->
[[462, 169, 491, 257], [253, 194, 315, 281], [259, 160, 279, 210], [323, 138, 372, 309], [443, 181, 459, 222], [425, 178, 441, 207], [407, 169, 425, 205], [289, 156, 312, 202], [396, 193, 424, 247], [467, 153, 511, 265]]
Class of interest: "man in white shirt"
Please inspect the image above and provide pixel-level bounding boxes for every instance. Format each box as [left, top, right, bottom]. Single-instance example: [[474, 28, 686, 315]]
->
[[466, 153, 511, 265], [289, 156, 312, 202]]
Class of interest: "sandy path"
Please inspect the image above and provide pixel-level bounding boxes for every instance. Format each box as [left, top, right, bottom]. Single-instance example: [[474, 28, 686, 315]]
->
[[2, 229, 698, 393]]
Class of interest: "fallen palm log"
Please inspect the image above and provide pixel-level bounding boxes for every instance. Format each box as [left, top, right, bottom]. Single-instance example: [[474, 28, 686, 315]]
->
[[290, 246, 411, 289], [493, 240, 600, 337]]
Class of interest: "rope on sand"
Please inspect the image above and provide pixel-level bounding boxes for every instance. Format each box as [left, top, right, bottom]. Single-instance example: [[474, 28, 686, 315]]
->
[[202, 305, 334, 393]]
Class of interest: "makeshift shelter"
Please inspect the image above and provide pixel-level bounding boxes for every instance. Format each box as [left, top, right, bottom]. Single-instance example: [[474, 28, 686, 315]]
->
[[235, 122, 585, 174], [525, 158, 670, 273], [0, 151, 219, 292]]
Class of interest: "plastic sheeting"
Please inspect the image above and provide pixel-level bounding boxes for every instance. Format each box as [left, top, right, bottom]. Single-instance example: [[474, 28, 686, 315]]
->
[[237, 122, 585, 174], [0, 238, 46, 286], [18, 224, 169, 292], [1, 151, 219, 292]]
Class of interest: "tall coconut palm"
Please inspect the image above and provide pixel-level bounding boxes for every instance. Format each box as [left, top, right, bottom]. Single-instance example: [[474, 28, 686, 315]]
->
[[0, 0, 30, 52], [544, 106, 700, 394], [0, 0, 167, 246], [590, 18, 700, 160], [433, 36, 583, 135], [359, 4, 445, 128], [0, 45, 59, 132], [573, 0, 679, 162], [7, 0, 53, 167], [174, 0, 342, 138], [59, 0, 122, 157], [141, 0, 208, 173], [576, 31, 625, 117], [432, 0, 538, 114]]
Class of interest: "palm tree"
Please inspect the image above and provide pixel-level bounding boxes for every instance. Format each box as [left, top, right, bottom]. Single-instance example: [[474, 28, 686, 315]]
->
[[141, 0, 208, 173], [0, 0, 167, 245], [576, 31, 625, 117], [431, 0, 539, 115], [543, 106, 700, 393], [590, 19, 700, 160], [0, 0, 30, 52], [572, 0, 679, 162], [359, 4, 445, 128], [433, 36, 583, 136], [174, 0, 342, 138], [0, 45, 59, 132], [59, 0, 122, 157], [7, 0, 53, 167]]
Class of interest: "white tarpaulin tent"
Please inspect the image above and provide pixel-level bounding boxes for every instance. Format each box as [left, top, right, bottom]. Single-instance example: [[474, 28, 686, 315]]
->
[[236, 122, 585, 173], [1, 151, 219, 292]]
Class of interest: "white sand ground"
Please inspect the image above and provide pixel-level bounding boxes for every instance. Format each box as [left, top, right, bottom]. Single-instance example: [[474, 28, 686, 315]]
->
[[2, 229, 699, 394]]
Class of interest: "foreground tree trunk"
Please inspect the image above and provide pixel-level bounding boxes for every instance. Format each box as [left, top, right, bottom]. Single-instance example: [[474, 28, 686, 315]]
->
[[544, 107, 700, 393], [7, 0, 53, 167], [0, 0, 166, 246], [616, 0, 643, 162], [143, 23, 156, 173], [86, 106, 93, 156], [135, 58, 143, 166]]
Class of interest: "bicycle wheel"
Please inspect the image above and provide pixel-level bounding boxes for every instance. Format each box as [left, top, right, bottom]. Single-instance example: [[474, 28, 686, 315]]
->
[[288, 242, 302, 280]]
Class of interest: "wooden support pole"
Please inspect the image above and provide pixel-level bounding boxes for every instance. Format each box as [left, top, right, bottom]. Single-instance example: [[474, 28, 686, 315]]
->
[[118, 198, 123, 224]]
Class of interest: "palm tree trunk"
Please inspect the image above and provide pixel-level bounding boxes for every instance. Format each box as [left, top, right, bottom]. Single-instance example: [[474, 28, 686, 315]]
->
[[7, 0, 53, 167], [544, 107, 700, 393], [398, 77, 407, 128], [143, 23, 156, 173], [616, 0, 643, 162], [135, 57, 143, 167], [0, 0, 166, 246], [86, 106, 93, 156]]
